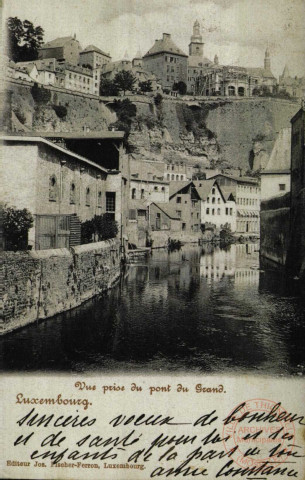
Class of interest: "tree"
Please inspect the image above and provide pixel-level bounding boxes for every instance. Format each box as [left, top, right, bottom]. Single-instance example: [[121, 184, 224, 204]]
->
[[99, 78, 119, 96], [6, 17, 44, 62], [173, 81, 187, 95], [81, 214, 118, 244], [3, 206, 34, 251], [113, 70, 137, 95], [139, 80, 153, 93], [109, 98, 137, 136]]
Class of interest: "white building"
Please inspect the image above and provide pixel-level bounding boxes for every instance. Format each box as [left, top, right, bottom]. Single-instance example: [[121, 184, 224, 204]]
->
[[130, 159, 169, 203], [194, 180, 236, 232], [261, 128, 291, 200]]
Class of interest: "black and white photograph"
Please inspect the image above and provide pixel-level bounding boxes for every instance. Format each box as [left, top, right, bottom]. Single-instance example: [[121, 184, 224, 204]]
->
[[0, 1, 305, 478]]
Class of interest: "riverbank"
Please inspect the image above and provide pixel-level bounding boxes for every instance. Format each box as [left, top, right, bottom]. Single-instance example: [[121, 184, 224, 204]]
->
[[1, 239, 121, 335]]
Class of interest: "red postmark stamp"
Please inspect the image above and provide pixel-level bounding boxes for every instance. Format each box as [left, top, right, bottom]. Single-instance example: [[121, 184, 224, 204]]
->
[[222, 398, 295, 470]]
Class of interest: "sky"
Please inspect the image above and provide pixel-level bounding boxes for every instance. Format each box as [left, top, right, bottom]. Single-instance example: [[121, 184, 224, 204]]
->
[[3, 0, 305, 78]]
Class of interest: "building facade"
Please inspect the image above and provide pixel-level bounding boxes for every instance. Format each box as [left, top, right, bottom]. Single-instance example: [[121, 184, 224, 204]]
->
[[261, 128, 291, 200], [210, 174, 260, 234], [169, 181, 201, 233], [143, 33, 188, 91], [38, 35, 82, 65], [1, 136, 122, 250], [187, 20, 213, 93]]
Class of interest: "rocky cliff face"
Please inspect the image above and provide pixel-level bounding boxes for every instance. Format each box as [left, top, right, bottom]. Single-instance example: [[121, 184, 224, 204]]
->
[[129, 97, 299, 170], [2, 81, 299, 171]]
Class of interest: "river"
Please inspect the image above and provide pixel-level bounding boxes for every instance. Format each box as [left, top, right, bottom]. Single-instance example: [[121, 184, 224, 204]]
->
[[1, 243, 304, 375]]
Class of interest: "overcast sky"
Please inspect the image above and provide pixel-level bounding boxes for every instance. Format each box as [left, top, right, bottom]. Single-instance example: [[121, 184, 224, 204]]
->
[[3, 0, 305, 78]]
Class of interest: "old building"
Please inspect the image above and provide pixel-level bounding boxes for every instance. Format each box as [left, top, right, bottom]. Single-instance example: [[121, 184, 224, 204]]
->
[[195, 48, 276, 97], [194, 180, 236, 232], [279, 65, 305, 99], [165, 161, 193, 181], [130, 160, 169, 203], [38, 35, 82, 65], [62, 64, 93, 94], [1, 134, 124, 250], [286, 104, 305, 277], [187, 20, 213, 93], [209, 174, 260, 234], [79, 45, 111, 70], [143, 33, 188, 92], [261, 128, 291, 200], [169, 181, 201, 234], [149, 202, 181, 232]]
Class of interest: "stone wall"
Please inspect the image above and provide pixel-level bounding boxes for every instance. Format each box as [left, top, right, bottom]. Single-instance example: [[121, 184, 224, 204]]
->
[[260, 194, 290, 266], [1, 239, 120, 335]]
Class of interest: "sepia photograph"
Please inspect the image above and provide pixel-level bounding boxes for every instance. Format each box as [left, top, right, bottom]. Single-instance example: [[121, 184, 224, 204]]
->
[[0, 0, 305, 478]]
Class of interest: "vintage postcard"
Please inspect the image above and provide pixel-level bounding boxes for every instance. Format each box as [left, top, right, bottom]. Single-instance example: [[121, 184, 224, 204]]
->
[[1, 0, 305, 479]]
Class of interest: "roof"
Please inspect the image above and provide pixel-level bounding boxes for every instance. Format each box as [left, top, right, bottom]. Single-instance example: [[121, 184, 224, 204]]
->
[[40, 36, 76, 49], [246, 67, 276, 79], [219, 185, 236, 201], [152, 202, 181, 220], [263, 128, 291, 172], [130, 159, 168, 184], [188, 56, 213, 68], [2, 131, 125, 140], [64, 63, 93, 76], [81, 45, 111, 57], [169, 180, 193, 197], [144, 34, 187, 58], [209, 173, 259, 185], [193, 180, 215, 201], [1, 135, 109, 174]]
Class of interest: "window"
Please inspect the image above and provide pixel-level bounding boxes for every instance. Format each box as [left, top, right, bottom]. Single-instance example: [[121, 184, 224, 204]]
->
[[230, 208, 233, 215], [182, 223, 186, 231], [279, 184, 286, 191], [217, 208, 221, 215], [212, 209, 215, 215], [177, 197, 181, 203], [161, 187, 165, 192], [154, 186, 158, 191], [49, 175, 58, 202], [86, 187, 90, 206], [176, 175, 179, 180], [212, 197, 216, 204], [70, 182, 76, 204], [212, 188, 216, 194], [206, 208, 210, 214], [171, 174, 174, 180], [106, 192, 116, 214], [176, 210, 182, 218], [218, 198, 221, 204], [131, 188, 136, 199], [97, 191, 102, 207], [141, 189, 145, 199], [225, 208, 229, 215], [167, 174, 170, 180]]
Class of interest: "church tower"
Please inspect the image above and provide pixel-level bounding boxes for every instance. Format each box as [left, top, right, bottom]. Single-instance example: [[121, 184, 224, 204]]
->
[[189, 20, 204, 57], [264, 47, 271, 71]]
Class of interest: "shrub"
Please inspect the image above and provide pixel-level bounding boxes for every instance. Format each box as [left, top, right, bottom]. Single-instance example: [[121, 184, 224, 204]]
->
[[3, 206, 34, 251], [31, 83, 51, 104], [52, 104, 67, 119], [81, 214, 118, 244]]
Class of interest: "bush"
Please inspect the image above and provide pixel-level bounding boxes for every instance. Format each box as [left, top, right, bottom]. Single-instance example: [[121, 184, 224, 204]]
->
[[220, 223, 235, 247], [52, 104, 67, 119], [154, 93, 163, 106], [31, 83, 51, 104], [3, 206, 34, 251], [81, 214, 118, 244]]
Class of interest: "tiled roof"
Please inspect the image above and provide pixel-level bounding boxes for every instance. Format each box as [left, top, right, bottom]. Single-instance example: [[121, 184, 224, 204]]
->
[[153, 203, 181, 220], [246, 67, 275, 79], [144, 34, 187, 58], [41, 36, 75, 49], [169, 180, 193, 197], [193, 180, 215, 201], [209, 173, 259, 185], [81, 45, 110, 57]]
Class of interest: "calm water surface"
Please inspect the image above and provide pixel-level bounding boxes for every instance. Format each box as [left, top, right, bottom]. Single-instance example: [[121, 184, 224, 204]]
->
[[1, 243, 304, 375]]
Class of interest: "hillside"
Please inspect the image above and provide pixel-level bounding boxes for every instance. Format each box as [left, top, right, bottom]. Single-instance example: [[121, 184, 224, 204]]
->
[[1, 80, 299, 170]]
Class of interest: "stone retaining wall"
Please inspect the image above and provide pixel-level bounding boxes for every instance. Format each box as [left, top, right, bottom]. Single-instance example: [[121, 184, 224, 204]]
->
[[1, 239, 120, 335]]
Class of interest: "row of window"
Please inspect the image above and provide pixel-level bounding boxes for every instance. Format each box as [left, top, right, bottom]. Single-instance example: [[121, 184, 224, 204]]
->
[[131, 186, 166, 199], [236, 197, 259, 206], [168, 174, 185, 181], [165, 56, 177, 63], [48, 176, 115, 211], [68, 73, 91, 83], [238, 185, 259, 194]]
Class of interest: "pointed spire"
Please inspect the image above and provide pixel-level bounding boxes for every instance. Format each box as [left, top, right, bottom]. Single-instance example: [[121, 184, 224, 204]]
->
[[282, 64, 290, 78]]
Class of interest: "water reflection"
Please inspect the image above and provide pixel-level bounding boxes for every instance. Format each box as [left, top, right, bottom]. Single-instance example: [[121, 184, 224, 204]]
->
[[0, 243, 304, 375]]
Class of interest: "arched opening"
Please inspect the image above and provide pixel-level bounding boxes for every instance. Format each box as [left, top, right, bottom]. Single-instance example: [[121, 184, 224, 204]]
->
[[131, 188, 136, 199], [228, 86, 235, 96], [141, 189, 145, 199], [98, 191, 102, 207], [70, 182, 76, 204], [49, 175, 58, 202], [238, 86, 245, 96], [86, 187, 90, 206]]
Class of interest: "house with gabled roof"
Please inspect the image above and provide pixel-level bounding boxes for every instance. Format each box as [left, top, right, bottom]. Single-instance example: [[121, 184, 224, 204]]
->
[[38, 35, 82, 65], [143, 33, 188, 91], [169, 181, 201, 234], [194, 180, 236, 232]]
